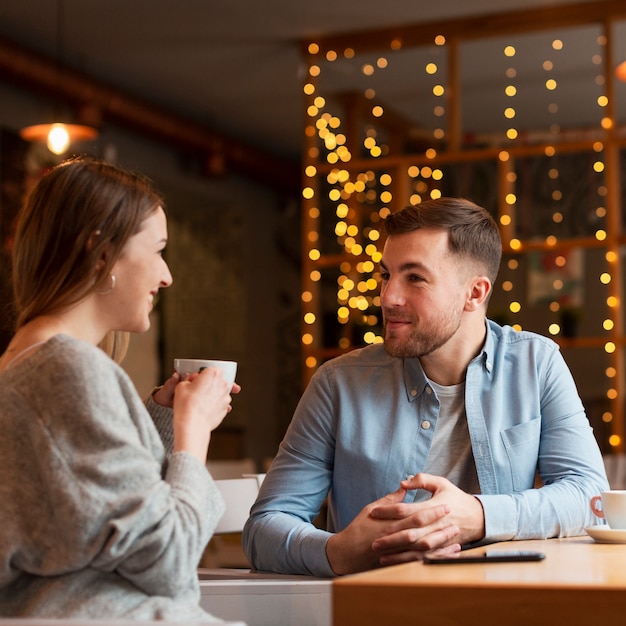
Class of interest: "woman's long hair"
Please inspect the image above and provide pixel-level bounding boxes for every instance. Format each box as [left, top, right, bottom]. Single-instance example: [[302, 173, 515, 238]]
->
[[12, 156, 163, 360]]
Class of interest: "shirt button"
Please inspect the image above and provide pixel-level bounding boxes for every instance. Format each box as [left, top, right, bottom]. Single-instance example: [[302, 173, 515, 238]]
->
[[410, 388, 418, 397], [406, 474, 414, 480], [421, 420, 431, 430], [425, 387, 432, 395]]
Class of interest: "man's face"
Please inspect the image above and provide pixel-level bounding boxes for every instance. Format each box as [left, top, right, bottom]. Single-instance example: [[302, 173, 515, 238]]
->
[[379, 228, 475, 359]]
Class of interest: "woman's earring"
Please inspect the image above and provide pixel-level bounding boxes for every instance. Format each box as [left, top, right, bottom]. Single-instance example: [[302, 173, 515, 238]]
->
[[97, 273, 116, 295]]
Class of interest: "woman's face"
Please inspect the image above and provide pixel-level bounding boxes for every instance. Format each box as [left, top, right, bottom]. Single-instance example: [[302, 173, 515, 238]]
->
[[107, 206, 172, 333]]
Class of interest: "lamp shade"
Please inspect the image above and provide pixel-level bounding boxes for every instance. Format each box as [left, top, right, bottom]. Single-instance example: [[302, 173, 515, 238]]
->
[[19, 122, 98, 155]]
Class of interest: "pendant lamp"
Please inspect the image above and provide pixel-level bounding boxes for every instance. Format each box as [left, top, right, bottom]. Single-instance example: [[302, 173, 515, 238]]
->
[[19, 0, 98, 154]]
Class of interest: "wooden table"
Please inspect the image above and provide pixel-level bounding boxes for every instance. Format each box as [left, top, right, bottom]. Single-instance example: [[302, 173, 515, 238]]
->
[[333, 536, 626, 626]]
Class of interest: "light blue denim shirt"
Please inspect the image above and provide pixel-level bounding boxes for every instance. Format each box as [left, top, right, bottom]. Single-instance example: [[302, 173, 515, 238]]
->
[[243, 321, 608, 577]]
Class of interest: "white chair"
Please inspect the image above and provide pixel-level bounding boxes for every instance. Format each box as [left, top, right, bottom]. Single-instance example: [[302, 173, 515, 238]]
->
[[214, 474, 265, 534], [202, 473, 265, 568], [207, 458, 258, 480]]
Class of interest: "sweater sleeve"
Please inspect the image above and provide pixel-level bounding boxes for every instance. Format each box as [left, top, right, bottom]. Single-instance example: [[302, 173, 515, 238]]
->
[[145, 392, 174, 455], [11, 341, 224, 598]]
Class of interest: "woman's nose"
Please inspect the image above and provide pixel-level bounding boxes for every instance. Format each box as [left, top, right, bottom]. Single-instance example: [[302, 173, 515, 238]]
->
[[161, 261, 173, 287]]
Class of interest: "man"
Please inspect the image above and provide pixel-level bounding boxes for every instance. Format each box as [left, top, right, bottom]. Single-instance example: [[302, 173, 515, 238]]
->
[[242, 197, 608, 576]]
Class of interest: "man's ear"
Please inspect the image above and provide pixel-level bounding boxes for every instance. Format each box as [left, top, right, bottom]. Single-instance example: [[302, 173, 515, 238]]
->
[[465, 275, 492, 311]]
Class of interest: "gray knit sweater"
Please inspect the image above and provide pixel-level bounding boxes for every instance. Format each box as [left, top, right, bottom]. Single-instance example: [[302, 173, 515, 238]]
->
[[0, 334, 225, 620]]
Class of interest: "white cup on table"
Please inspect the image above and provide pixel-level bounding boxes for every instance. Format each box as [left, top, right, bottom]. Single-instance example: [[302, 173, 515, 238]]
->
[[174, 358, 237, 385], [590, 490, 626, 529]]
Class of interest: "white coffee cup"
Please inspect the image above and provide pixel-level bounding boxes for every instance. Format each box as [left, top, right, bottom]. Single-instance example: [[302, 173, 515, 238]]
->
[[174, 358, 237, 385], [590, 490, 626, 529]]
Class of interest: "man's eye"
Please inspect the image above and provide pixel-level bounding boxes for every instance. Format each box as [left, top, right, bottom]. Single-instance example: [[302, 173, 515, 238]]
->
[[380, 272, 390, 281], [408, 274, 424, 282]]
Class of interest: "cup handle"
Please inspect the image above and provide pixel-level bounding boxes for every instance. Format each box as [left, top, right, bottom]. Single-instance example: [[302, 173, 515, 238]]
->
[[590, 495, 605, 519]]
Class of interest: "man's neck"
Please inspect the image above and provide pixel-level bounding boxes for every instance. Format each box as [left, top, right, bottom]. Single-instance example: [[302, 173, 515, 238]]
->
[[419, 317, 487, 386]]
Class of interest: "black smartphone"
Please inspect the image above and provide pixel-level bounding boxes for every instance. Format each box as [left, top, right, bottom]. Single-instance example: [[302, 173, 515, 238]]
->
[[423, 550, 545, 564]]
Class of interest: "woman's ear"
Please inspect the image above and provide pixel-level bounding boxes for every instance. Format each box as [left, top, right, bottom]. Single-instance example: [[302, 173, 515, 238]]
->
[[86, 230, 109, 271]]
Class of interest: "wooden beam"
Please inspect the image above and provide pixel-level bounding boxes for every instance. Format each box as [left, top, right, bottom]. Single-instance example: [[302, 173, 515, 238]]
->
[[305, 0, 626, 56]]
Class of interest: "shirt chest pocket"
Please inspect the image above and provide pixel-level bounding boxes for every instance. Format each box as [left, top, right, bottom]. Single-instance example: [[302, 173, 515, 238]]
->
[[500, 418, 541, 491]]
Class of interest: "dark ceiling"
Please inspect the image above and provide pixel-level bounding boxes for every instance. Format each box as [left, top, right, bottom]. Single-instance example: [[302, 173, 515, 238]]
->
[[0, 0, 624, 190]]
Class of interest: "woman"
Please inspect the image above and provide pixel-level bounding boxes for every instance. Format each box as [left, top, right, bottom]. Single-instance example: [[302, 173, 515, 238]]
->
[[0, 157, 239, 620]]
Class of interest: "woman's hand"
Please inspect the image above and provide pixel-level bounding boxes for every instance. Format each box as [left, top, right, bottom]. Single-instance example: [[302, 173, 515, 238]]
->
[[172, 368, 241, 462], [152, 371, 180, 408]]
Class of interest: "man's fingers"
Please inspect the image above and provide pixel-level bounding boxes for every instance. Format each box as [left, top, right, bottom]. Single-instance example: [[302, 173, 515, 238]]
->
[[370, 502, 450, 522], [371, 519, 460, 554]]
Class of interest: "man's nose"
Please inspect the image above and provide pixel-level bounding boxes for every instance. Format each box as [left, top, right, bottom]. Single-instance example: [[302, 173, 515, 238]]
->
[[381, 278, 405, 306]]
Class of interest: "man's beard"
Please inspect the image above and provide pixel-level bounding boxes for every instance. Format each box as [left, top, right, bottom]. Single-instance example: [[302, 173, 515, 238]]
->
[[383, 313, 461, 359]]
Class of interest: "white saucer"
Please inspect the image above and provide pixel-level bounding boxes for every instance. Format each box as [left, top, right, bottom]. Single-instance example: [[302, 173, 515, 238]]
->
[[584, 525, 626, 543]]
